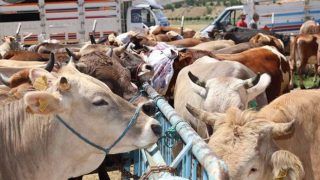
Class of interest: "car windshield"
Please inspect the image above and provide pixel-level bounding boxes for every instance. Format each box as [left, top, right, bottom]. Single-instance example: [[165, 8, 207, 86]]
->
[[153, 9, 166, 20]]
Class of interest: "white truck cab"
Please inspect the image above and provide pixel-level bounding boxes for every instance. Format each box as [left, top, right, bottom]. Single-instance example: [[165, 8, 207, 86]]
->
[[200, 0, 320, 37], [0, 0, 169, 45], [127, 0, 169, 35]]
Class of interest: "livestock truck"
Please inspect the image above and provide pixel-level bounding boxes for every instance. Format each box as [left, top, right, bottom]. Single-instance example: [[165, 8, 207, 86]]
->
[[0, 0, 169, 44], [200, 0, 320, 37]]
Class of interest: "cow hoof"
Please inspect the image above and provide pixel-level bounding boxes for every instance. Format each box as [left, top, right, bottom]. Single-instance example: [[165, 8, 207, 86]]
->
[[300, 85, 306, 89]]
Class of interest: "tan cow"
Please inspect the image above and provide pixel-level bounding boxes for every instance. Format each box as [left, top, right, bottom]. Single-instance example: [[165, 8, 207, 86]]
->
[[249, 33, 285, 54], [0, 36, 17, 58], [188, 89, 320, 180], [300, 20, 320, 34], [0, 63, 161, 180], [188, 40, 235, 51]]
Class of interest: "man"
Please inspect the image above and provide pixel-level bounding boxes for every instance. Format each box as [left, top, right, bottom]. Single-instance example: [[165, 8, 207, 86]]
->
[[249, 13, 259, 29], [236, 12, 248, 28]]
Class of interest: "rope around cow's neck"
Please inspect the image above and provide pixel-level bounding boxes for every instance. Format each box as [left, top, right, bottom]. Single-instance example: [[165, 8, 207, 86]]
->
[[55, 107, 140, 154]]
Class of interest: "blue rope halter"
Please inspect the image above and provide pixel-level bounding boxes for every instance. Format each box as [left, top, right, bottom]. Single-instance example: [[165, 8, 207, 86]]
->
[[55, 107, 140, 154]]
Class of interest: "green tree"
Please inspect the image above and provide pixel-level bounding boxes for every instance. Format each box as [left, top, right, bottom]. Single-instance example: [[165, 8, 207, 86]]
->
[[216, 0, 220, 6], [206, 5, 212, 14]]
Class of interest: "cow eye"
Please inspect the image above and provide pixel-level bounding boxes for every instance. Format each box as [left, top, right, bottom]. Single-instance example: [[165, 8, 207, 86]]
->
[[251, 168, 258, 172], [92, 99, 108, 106]]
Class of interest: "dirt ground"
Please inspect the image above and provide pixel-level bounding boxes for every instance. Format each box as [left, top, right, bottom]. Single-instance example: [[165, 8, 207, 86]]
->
[[83, 171, 121, 180]]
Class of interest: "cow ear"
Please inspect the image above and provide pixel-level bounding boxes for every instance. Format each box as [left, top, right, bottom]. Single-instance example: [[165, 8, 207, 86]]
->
[[9, 37, 15, 42], [1, 38, 5, 42], [245, 73, 271, 102], [271, 150, 305, 180], [29, 68, 58, 89], [24, 91, 61, 115]]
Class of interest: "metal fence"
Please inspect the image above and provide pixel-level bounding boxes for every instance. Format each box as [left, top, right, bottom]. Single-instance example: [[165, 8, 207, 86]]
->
[[118, 83, 229, 180]]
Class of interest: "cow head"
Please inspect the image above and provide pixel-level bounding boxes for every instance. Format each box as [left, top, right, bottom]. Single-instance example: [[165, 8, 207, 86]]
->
[[0, 53, 55, 88], [24, 59, 161, 154], [186, 105, 305, 180], [1, 36, 19, 50], [120, 50, 154, 85], [188, 72, 271, 112]]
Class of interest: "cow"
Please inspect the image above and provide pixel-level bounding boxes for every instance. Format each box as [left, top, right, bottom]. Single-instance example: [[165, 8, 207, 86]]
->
[[300, 20, 320, 34], [186, 104, 304, 180], [174, 57, 270, 138], [3, 50, 50, 61], [176, 46, 290, 103], [214, 42, 263, 54], [0, 36, 17, 58], [249, 33, 285, 53], [148, 25, 196, 38], [35, 42, 83, 54], [208, 46, 290, 102], [0, 62, 161, 180], [289, 33, 320, 89], [187, 89, 320, 180], [188, 40, 235, 51], [213, 25, 291, 53], [130, 36, 207, 49]]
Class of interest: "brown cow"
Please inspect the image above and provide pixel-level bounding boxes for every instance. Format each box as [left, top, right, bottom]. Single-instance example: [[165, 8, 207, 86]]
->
[[289, 33, 320, 89], [3, 50, 50, 61], [148, 25, 196, 38], [249, 33, 285, 53], [176, 46, 290, 103]]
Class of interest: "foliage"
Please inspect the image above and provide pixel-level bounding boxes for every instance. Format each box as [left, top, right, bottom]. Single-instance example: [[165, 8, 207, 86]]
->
[[206, 5, 212, 14]]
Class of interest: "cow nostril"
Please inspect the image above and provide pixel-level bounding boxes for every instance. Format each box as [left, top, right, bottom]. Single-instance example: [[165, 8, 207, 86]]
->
[[151, 124, 162, 137], [142, 103, 156, 116]]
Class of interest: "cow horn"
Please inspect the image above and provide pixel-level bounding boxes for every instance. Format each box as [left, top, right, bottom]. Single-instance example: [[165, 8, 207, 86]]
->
[[68, 56, 75, 67], [0, 72, 11, 87], [106, 48, 113, 57], [59, 77, 71, 91], [89, 35, 96, 45], [271, 119, 296, 138], [188, 71, 206, 88], [113, 42, 130, 55], [45, 52, 55, 72], [186, 104, 223, 126], [65, 48, 74, 57], [245, 72, 261, 88]]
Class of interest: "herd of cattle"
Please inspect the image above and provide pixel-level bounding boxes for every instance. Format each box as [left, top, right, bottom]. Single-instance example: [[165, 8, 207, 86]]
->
[[0, 20, 320, 180]]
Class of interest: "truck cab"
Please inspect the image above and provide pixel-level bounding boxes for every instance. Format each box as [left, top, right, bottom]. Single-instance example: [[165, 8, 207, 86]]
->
[[126, 0, 169, 35], [200, 6, 246, 37]]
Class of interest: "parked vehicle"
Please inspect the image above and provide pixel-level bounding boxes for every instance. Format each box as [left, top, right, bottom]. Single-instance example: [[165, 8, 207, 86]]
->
[[200, 0, 320, 37], [0, 0, 169, 44]]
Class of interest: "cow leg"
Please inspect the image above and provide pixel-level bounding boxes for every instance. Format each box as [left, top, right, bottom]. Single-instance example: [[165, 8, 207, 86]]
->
[[314, 64, 318, 82], [298, 60, 307, 89], [97, 160, 111, 180]]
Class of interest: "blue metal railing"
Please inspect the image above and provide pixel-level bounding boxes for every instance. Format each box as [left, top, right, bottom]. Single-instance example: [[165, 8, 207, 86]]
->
[[120, 83, 229, 180]]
